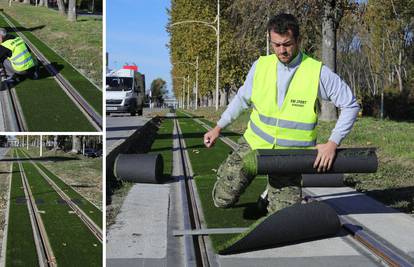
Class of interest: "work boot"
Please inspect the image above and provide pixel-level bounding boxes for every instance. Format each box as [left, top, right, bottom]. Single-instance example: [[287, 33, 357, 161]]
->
[[256, 190, 269, 216]]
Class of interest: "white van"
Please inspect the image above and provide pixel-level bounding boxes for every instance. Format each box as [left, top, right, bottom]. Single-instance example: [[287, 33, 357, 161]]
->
[[106, 66, 145, 116]]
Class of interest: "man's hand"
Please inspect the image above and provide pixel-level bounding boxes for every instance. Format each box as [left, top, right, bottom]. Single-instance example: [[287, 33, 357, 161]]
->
[[313, 141, 338, 172], [204, 126, 222, 148]]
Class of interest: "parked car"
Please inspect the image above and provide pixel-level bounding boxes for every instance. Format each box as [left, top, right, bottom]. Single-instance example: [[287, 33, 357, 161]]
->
[[83, 148, 102, 158]]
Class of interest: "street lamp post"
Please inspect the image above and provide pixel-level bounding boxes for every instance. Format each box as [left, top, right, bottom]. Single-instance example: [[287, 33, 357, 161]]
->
[[172, 56, 199, 109], [186, 75, 190, 109], [170, 0, 220, 110], [173, 76, 188, 109]]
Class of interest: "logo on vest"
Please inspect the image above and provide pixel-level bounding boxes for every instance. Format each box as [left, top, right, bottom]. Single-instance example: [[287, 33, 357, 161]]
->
[[290, 99, 307, 107]]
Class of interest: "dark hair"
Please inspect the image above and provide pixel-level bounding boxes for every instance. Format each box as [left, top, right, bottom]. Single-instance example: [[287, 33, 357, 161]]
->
[[267, 13, 300, 41]]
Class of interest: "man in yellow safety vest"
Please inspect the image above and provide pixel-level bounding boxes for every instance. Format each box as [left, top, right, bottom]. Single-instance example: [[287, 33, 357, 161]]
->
[[204, 13, 360, 214], [0, 28, 38, 83]]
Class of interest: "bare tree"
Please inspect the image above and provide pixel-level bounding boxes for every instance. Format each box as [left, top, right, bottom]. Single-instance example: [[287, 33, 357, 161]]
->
[[67, 0, 77, 22]]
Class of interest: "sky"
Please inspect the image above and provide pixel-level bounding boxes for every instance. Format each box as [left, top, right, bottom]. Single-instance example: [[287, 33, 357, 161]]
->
[[107, 0, 172, 96]]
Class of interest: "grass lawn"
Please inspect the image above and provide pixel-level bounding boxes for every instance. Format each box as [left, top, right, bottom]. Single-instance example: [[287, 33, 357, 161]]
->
[[16, 149, 101, 267], [0, 1, 102, 86], [1, 11, 102, 115], [18, 149, 102, 228], [5, 151, 38, 267], [185, 107, 414, 215], [22, 148, 102, 209]]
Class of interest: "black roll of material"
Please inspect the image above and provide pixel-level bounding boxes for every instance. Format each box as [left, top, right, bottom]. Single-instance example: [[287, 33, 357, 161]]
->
[[113, 154, 164, 183], [301, 174, 344, 187], [257, 148, 377, 175], [219, 201, 341, 255]]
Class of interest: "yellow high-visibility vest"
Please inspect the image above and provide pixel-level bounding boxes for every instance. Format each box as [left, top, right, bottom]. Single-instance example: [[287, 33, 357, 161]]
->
[[1, 37, 35, 72], [243, 53, 322, 150]]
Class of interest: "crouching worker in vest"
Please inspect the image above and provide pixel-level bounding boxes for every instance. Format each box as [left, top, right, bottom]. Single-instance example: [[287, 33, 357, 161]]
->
[[0, 28, 38, 83], [204, 13, 360, 214]]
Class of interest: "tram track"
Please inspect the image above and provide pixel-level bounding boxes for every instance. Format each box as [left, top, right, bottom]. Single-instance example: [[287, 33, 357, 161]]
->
[[3, 149, 102, 266], [175, 110, 414, 267], [17, 149, 102, 242], [0, 77, 26, 131], [0, 12, 102, 131], [17, 152, 56, 267]]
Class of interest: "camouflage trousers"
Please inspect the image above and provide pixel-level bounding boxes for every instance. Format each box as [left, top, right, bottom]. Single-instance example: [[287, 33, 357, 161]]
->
[[212, 137, 302, 214]]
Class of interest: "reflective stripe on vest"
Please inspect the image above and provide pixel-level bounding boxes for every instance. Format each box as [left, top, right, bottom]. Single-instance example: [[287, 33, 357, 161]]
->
[[1, 37, 35, 71], [11, 48, 29, 61], [243, 53, 322, 149], [252, 103, 317, 130]]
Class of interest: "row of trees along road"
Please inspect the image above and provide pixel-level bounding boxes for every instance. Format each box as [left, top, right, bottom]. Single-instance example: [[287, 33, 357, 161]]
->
[[11, 0, 102, 22], [11, 135, 102, 154], [167, 0, 414, 121]]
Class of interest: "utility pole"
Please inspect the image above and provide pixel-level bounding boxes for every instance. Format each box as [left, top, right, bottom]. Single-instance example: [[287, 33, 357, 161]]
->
[[39, 135, 42, 157]]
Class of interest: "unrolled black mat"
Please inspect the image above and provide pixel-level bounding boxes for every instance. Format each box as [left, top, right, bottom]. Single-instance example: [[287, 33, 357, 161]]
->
[[113, 153, 164, 183], [218, 201, 341, 255], [257, 148, 378, 175]]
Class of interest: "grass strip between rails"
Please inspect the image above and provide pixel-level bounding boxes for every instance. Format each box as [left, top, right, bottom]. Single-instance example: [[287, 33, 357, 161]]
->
[[16, 150, 101, 267], [18, 149, 102, 228], [2, 11, 102, 115], [6, 150, 38, 267], [176, 113, 268, 251], [178, 109, 241, 143]]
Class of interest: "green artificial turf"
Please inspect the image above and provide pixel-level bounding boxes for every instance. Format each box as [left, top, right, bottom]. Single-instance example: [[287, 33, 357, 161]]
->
[[6, 150, 39, 267], [0, 16, 95, 131], [2, 12, 102, 115], [177, 116, 268, 251], [149, 117, 174, 180], [18, 148, 102, 228], [177, 110, 241, 143], [16, 150, 102, 267], [0, 3, 102, 85]]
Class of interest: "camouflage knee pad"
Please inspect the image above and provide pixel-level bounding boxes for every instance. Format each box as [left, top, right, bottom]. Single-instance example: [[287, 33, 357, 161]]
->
[[266, 175, 302, 214], [212, 138, 254, 208]]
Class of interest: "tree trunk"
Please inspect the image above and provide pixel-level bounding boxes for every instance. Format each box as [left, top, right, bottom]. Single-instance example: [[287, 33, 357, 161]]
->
[[71, 135, 81, 153], [57, 0, 65, 16], [53, 135, 58, 151], [38, 0, 44, 6], [207, 91, 213, 107], [23, 0, 30, 4], [67, 0, 77, 22], [320, 0, 339, 122], [219, 89, 227, 107]]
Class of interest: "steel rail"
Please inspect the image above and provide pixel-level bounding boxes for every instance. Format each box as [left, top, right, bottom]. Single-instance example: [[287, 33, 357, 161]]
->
[[0, 69, 27, 131], [18, 159, 57, 267], [0, 13, 102, 131], [174, 117, 214, 267], [182, 110, 414, 267]]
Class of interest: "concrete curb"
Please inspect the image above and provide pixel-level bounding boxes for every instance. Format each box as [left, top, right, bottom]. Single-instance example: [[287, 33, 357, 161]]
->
[[0, 148, 11, 267]]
